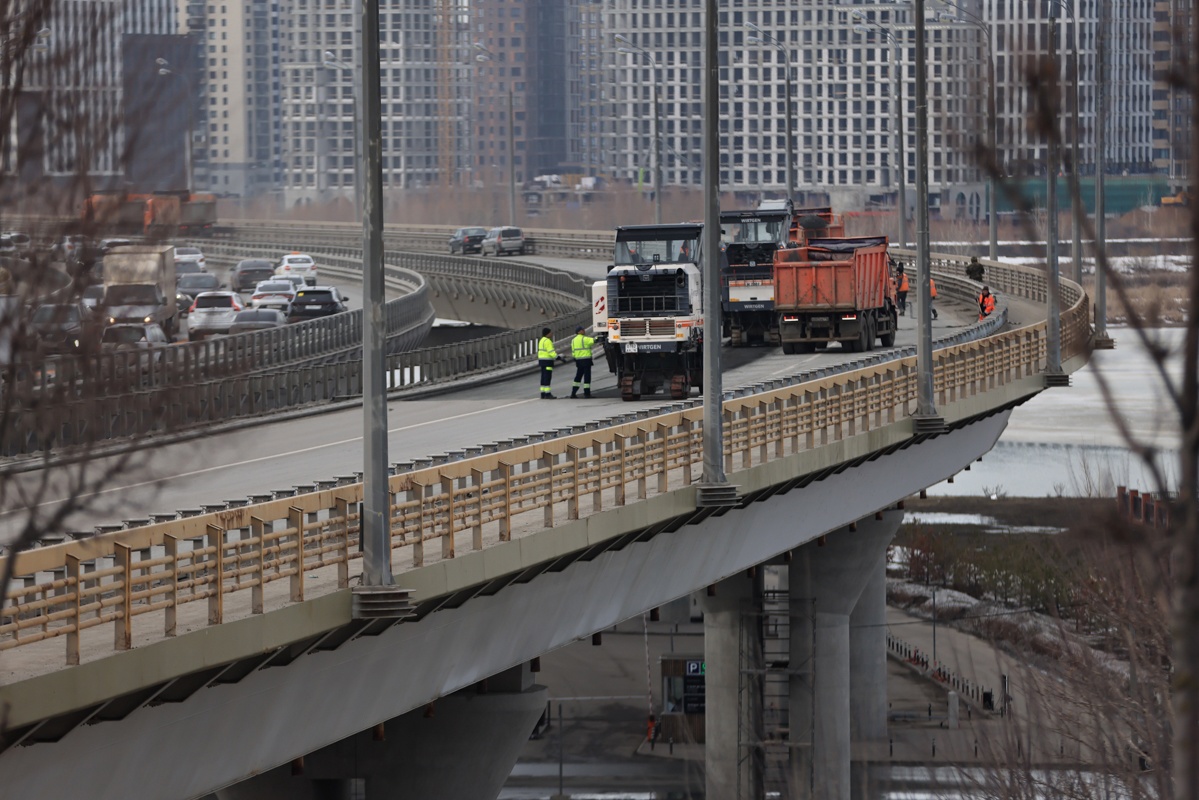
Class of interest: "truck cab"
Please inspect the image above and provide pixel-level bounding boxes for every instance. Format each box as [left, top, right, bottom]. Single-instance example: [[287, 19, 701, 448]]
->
[[595, 223, 704, 401], [719, 201, 792, 346]]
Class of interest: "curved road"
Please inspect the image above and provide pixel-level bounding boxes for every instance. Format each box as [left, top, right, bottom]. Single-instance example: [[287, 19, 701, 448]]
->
[[3, 254, 976, 543]]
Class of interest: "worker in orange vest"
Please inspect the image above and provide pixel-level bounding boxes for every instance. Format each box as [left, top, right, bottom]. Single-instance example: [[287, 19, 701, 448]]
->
[[896, 266, 910, 316], [929, 277, 938, 320], [978, 286, 996, 320]]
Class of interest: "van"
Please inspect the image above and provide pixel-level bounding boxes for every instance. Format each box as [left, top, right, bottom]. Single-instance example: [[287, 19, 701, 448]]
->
[[481, 226, 526, 257]]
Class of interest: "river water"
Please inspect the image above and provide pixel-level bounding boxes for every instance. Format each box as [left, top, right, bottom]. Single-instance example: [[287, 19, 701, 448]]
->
[[927, 326, 1186, 498]]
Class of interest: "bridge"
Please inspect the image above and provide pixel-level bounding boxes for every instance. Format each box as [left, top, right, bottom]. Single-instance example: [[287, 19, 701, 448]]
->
[[0, 228, 1091, 799]]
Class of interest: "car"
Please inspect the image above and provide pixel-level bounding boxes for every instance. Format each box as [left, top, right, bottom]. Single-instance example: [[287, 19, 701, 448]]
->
[[231, 258, 277, 292], [481, 226, 526, 257], [173, 246, 207, 274], [81, 284, 105, 312], [229, 308, 288, 334], [100, 322, 170, 373], [176, 272, 224, 309], [276, 252, 317, 286], [275, 273, 307, 293], [98, 238, 133, 256], [249, 279, 298, 311], [449, 226, 487, 255], [287, 286, 347, 323], [4, 231, 32, 259], [30, 302, 96, 355], [186, 291, 243, 341]]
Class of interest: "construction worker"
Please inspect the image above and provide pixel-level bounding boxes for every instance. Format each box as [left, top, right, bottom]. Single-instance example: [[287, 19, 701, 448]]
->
[[570, 325, 595, 398], [978, 286, 996, 320], [896, 266, 910, 316], [929, 277, 939, 320], [537, 327, 562, 399], [966, 255, 985, 282]]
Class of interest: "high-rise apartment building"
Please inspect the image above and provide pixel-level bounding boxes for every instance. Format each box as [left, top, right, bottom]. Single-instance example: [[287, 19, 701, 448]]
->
[[10, 0, 178, 194], [184, 0, 282, 197], [1152, 0, 1191, 187]]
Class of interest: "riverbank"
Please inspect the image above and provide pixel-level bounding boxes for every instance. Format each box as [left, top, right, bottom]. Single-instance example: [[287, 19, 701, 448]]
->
[[903, 494, 1112, 531]]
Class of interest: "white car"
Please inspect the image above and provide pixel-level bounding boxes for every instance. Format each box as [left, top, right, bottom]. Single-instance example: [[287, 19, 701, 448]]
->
[[187, 291, 243, 341], [173, 246, 207, 274], [249, 279, 298, 311], [276, 253, 317, 286]]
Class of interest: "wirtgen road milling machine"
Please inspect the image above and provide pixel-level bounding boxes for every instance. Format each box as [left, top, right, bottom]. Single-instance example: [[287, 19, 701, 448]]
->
[[591, 223, 704, 401]]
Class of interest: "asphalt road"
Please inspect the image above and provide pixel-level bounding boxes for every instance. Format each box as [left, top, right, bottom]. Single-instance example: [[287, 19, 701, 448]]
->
[[3, 251, 975, 544]]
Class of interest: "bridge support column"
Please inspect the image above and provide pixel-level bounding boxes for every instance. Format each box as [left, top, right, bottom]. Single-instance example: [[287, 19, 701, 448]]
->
[[703, 570, 763, 800], [850, 548, 889, 741], [788, 510, 901, 800], [220, 665, 546, 800]]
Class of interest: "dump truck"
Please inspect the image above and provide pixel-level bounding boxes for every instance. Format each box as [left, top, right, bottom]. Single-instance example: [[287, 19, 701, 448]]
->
[[82, 191, 213, 237], [101, 244, 178, 337], [774, 235, 898, 354], [593, 223, 704, 401], [179, 193, 218, 233]]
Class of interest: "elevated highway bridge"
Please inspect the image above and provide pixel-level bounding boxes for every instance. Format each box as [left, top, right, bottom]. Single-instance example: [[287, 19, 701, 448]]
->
[[0, 228, 1092, 800]]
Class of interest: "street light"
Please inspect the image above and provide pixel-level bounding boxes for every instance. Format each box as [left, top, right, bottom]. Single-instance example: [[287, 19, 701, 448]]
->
[[1045, 0, 1083, 285], [473, 44, 517, 227], [928, 0, 999, 261], [1043, 0, 1065, 382], [155, 58, 193, 194], [849, 13, 908, 249], [322, 50, 362, 219], [745, 23, 795, 201], [615, 37, 663, 224]]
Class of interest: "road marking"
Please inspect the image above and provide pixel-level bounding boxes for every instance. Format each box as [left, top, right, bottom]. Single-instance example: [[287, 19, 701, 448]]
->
[[9, 398, 537, 514]]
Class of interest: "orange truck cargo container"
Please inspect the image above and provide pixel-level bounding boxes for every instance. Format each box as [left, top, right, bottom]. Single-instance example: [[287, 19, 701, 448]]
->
[[774, 235, 898, 354]]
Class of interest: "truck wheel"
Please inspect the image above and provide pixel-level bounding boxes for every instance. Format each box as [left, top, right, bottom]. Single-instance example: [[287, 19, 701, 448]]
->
[[880, 311, 897, 347], [782, 342, 796, 355], [619, 375, 640, 402], [669, 373, 690, 400], [731, 328, 743, 347], [865, 314, 876, 351]]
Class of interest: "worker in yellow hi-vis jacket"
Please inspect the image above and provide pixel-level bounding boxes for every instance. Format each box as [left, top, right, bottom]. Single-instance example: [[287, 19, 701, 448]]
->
[[570, 325, 595, 398], [537, 327, 563, 399]]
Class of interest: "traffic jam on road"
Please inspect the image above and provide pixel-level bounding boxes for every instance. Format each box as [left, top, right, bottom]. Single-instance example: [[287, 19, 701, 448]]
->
[[10, 238, 343, 362]]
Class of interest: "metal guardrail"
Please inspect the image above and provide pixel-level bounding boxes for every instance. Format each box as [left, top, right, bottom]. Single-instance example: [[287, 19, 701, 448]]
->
[[0, 249, 1091, 669]]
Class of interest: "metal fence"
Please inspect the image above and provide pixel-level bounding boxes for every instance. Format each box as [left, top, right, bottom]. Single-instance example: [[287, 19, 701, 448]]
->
[[0, 249, 1092, 668]]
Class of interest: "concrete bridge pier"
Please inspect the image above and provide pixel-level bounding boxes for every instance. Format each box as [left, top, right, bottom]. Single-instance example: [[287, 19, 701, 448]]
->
[[789, 510, 901, 800], [216, 665, 546, 800], [703, 569, 764, 800]]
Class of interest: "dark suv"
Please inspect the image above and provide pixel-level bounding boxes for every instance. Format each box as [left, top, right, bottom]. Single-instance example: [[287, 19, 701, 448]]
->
[[449, 226, 487, 255], [30, 302, 96, 355], [287, 286, 348, 323], [232, 258, 276, 292]]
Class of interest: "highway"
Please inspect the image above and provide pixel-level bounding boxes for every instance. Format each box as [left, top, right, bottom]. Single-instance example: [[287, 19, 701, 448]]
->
[[1, 244, 974, 545]]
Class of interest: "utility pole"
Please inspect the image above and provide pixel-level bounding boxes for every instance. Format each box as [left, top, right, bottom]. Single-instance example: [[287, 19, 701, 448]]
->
[[508, 88, 517, 226], [913, 0, 943, 433], [1044, 5, 1065, 384], [1093, 2, 1113, 349]]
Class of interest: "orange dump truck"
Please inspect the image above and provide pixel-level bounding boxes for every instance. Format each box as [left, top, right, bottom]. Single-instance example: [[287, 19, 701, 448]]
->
[[774, 235, 898, 354]]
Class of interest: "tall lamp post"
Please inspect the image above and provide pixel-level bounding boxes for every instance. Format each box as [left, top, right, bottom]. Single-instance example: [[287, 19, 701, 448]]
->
[[615, 35, 663, 224], [1047, 0, 1082, 285], [155, 58, 194, 193], [744, 23, 794, 201], [322, 50, 363, 219], [1043, 1, 1065, 383], [849, 16, 907, 248], [474, 44, 517, 227], [929, 0, 999, 261]]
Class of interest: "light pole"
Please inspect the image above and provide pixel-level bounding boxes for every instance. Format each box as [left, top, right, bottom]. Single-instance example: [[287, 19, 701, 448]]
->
[[912, 0, 943, 431], [155, 58, 193, 193], [929, 0, 999, 260], [474, 45, 517, 227], [1046, 0, 1083, 285], [1044, 2, 1065, 382], [1093, 0, 1112, 348], [850, 16, 907, 249], [322, 50, 362, 219], [615, 36, 663, 224], [745, 23, 794, 201]]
